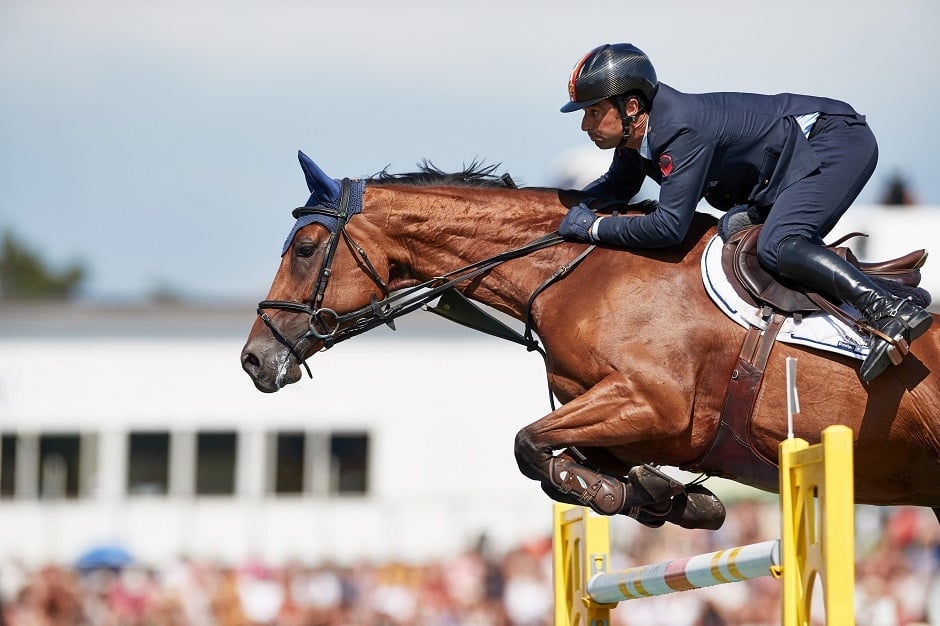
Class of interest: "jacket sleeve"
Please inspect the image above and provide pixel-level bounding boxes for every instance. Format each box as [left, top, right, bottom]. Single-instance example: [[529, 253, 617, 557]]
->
[[595, 127, 713, 248], [581, 149, 646, 202]]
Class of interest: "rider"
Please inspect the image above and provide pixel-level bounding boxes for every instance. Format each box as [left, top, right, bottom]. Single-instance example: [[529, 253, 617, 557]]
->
[[557, 43, 932, 382]]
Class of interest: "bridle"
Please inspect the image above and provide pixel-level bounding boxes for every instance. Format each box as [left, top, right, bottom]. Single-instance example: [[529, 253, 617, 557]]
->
[[256, 178, 383, 378], [256, 178, 594, 382]]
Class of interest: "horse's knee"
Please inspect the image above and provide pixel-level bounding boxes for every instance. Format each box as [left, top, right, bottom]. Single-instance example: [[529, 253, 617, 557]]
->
[[514, 428, 551, 481]]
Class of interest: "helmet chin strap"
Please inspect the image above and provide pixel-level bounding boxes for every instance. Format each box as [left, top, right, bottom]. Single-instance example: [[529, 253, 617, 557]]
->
[[613, 95, 637, 148]]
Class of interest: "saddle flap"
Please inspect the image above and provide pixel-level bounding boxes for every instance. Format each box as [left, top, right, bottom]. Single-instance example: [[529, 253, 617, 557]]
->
[[722, 227, 819, 313]]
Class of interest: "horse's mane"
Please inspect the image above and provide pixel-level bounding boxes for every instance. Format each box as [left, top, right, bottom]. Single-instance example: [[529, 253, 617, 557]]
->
[[366, 159, 517, 189]]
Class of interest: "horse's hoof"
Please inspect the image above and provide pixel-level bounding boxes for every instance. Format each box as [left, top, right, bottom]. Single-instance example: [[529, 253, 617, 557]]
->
[[631, 484, 727, 531], [633, 515, 666, 529], [667, 485, 727, 530], [627, 464, 687, 503]]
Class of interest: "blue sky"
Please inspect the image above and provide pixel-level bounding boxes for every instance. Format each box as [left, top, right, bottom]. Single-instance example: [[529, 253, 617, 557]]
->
[[2, 0, 938, 301]]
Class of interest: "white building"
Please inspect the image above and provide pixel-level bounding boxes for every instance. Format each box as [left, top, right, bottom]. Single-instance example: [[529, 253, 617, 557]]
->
[[0, 304, 559, 569]]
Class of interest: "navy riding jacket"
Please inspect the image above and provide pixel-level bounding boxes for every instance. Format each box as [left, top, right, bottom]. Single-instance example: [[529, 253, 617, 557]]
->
[[584, 83, 858, 248]]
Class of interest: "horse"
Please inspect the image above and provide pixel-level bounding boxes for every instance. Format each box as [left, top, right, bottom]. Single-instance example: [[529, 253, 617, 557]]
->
[[241, 151, 940, 529]]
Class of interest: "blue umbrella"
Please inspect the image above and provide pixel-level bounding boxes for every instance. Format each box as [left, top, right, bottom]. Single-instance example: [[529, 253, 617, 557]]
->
[[75, 545, 134, 570]]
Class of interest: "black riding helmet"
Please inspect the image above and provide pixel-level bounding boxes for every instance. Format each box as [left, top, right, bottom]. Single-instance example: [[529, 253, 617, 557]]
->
[[561, 43, 658, 112], [561, 43, 658, 146]]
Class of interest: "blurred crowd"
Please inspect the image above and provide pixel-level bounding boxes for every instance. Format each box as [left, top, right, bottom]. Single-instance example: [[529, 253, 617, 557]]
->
[[1, 503, 937, 626]]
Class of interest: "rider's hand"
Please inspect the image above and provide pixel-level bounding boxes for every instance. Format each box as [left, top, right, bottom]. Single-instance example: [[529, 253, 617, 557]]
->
[[559, 203, 597, 242]]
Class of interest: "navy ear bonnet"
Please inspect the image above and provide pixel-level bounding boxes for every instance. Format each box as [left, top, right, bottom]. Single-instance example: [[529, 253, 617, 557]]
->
[[281, 150, 366, 255]]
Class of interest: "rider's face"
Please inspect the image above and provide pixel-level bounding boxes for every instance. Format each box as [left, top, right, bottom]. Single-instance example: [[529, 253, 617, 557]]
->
[[580, 100, 623, 149]]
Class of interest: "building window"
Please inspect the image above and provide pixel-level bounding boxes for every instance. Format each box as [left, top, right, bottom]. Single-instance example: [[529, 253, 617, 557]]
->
[[331, 433, 368, 495], [274, 432, 305, 495], [1, 434, 15, 498], [39, 434, 80, 499], [195, 432, 236, 495], [127, 432, 169, 495]]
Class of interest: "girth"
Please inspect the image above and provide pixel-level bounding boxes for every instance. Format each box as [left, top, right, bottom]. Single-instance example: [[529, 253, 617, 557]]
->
[[687, 225, 928, 489], [686, 305, 784, 491]]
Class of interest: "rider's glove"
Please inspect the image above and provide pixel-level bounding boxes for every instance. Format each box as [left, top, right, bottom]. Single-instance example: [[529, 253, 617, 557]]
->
[[559, 203, 598, 242]]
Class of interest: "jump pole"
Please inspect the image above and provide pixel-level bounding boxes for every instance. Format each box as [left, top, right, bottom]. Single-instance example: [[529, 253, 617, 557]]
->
[[552, 424, 855, 626]]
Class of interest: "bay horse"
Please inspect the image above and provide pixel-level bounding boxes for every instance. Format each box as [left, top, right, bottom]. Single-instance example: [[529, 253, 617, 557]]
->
[[241, 151, 940, 529]]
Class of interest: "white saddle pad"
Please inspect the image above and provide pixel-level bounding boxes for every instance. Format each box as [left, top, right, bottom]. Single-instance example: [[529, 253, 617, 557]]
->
[[701, 235, 870, 361]]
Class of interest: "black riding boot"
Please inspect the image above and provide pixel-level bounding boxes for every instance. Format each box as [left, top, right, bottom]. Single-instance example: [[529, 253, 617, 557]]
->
[[776, 236, 932, 382]]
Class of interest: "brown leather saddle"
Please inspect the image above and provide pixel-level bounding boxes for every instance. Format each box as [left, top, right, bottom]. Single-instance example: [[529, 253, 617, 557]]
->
[[687, 225, 929, 490], [721, 225, 926, 317]]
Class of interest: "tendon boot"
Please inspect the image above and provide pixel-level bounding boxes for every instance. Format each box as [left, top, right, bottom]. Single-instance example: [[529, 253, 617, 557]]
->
[[632, 484, 727, 530], [776, 236, 933, 382], [549, 457, 685, 516]]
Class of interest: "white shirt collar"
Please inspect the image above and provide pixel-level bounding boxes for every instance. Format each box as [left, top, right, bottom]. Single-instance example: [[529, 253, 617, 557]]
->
[[638, 116, 652, 160]]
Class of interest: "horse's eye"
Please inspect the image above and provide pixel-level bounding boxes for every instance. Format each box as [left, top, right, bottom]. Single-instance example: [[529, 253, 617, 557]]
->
[[296, 244, 317, 258]]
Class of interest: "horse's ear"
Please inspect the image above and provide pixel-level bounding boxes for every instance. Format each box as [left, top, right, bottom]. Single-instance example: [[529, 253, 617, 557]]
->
[[298, 150, 341, 205]]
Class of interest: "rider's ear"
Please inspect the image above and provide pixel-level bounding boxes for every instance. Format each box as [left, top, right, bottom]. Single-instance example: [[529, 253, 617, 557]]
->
[[625, 95, 643, 116]]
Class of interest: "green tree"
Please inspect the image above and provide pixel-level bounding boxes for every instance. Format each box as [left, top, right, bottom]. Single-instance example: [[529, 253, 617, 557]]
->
[[0, 230, 86, 300]]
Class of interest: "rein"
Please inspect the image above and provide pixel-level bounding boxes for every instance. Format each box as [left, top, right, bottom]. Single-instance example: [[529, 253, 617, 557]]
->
[[257, 179, 587, 386]]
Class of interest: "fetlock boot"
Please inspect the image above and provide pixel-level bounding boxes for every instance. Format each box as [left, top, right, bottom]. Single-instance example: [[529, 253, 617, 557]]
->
[[548, 457, 685, 516], [776, 236, 933, 382]]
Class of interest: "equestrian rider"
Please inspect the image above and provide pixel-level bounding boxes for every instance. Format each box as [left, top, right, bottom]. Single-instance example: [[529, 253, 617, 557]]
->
[[557, 43, 932, 382]]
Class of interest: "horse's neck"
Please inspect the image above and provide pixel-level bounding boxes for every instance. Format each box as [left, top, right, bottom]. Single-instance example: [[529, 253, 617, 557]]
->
[[372, 185, 570, 318]]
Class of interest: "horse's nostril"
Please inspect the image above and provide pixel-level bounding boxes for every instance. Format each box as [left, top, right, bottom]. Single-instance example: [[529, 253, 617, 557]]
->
[[241, 351, 261, 373]]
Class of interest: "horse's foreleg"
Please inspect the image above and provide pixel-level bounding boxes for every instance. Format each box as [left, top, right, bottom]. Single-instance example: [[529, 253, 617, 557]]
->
[[514, 372, 725, 529], [514, 373, 689, 514], [514, 370, 689, 480], [525, 447, 680, 513]]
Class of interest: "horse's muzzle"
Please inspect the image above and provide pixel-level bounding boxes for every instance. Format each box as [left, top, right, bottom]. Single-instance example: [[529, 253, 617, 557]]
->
[[240, 339, 304, 393]]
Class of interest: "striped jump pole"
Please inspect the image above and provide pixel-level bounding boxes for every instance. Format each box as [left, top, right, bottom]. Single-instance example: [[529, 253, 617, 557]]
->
[[586, 539, 780, 604], [553, 425, 855, 626]]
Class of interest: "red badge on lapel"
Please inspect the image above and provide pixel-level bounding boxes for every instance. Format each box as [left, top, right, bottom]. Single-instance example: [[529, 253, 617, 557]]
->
[[659, 154, 673, 177]]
